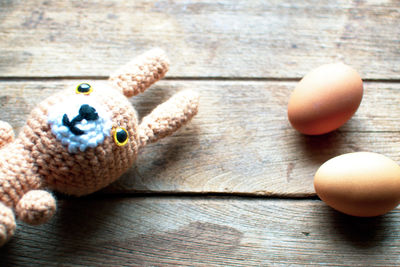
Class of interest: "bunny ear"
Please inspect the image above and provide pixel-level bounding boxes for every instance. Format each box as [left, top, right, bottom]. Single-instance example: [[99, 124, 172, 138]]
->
[[109, 48, 170, 98], [138, 89, 199, 148]]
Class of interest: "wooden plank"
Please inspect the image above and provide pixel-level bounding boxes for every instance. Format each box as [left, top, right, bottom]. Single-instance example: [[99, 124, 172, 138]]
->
[[1, 80, 400, 196], [1, 197, 400, 266], [0, 0, 399, 79]]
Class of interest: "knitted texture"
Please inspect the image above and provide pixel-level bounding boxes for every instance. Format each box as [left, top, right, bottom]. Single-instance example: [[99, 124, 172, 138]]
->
[[139, 90, 199, 148], [0, 49, 199, 246], [0, 121, 14, 149], [109, 48, 170, 98], [0, 141, 43, 208], [0, 202, 15, 246], [16, 190, 56, 225], [20, 86, 140, 196]]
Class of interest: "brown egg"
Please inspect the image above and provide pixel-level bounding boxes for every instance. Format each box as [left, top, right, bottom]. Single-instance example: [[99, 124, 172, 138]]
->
[[288, 63, 363, 135], [314, 152, 400, 217]]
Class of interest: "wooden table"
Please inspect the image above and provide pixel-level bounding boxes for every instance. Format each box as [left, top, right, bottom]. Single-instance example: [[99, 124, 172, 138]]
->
[[1, 1, 399, 265]]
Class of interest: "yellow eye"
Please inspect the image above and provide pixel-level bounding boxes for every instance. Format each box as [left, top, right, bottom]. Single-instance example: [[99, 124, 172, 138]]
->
[[113, 127, 129, 146], [76, 83, 93, 95]]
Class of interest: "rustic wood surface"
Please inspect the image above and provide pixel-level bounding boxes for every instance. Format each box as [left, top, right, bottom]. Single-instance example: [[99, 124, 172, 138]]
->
[[2, 80, 400, 196], [0, 0, 399, 79], [1, 197, 400, 266], [1, 0, 400, 265]]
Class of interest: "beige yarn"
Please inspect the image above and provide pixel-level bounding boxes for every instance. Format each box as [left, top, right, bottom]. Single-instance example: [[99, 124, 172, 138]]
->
[[0, 49, 199, 246], [0, 121, 14, 149], [109, 48, 170, 97]]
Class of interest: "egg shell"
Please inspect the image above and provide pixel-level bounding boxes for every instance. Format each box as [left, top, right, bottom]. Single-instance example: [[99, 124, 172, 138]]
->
[[288, 63, 363, 135], [314, 152, 400, 217]]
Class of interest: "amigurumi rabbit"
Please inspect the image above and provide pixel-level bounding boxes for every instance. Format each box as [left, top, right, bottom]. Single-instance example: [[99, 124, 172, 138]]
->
[[0, 49, 199, 245]]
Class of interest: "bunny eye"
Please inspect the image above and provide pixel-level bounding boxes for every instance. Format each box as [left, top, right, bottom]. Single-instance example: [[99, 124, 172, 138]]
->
[[76, 83, 93, 95], [113, 127, 129, 146]]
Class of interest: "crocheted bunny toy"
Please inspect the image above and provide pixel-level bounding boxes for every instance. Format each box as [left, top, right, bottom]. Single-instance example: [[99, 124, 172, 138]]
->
[[0, 49, 199, 245]]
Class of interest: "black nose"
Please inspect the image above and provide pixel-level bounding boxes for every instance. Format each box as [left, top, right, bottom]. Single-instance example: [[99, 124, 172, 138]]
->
[[62, 104, 99, 136], [78, 104, 99, 121]]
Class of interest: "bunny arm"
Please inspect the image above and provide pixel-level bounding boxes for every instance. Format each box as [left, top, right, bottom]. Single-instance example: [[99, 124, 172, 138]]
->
[[0, 139, 56, 244], [15, 190, 56, 225], [0, 202, 15, 246], [109, 48, 170, 98], [0, 190, 55, 246], [0, 121, 14, 149], [138, 90, 199, 148]]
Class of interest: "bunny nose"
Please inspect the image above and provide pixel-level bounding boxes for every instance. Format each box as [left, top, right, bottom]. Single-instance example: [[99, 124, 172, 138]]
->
[[48, 95, 112, 153], [62, 104, 99, 135], [77, 104, 99, 121]]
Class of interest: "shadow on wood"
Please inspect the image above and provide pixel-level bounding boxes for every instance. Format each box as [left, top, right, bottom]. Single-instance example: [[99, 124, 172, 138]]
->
[[0, 197, 132, 265], [1, 198, 400, 265], [320, 204, 392, 249], [0, 197, 243, 266], [295, 129, 360, 166]]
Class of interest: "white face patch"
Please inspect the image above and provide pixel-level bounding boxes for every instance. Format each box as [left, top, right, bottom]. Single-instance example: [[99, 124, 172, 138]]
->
[[47, 95, 112, 153]]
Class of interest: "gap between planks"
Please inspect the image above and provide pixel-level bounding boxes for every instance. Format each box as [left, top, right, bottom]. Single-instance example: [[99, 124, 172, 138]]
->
[[93, 191, 320, 200], [1, 76, 400, 83], [3, 196, 400, 266]]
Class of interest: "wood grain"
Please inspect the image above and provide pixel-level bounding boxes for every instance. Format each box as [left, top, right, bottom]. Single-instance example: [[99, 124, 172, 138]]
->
[[1, 80, 400, 196], [0, 0, 399, 79], [1, 0, 400, 263], [1, 197, 399, 266]]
